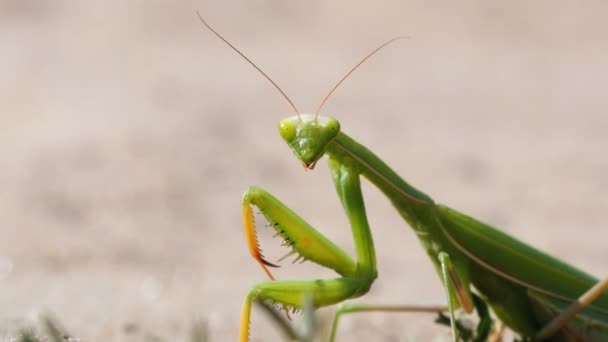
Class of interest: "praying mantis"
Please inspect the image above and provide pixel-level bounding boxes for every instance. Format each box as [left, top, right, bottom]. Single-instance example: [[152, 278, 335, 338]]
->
[[196, 12, 608, 341]]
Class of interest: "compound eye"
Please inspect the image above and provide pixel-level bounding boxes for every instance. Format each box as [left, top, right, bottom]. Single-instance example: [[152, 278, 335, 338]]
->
[[325, 118, 340, 135], [278, 118, 297, 142]]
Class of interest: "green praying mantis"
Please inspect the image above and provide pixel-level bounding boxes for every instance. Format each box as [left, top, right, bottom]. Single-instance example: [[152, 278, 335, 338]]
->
[[197, 12, 608, 341]]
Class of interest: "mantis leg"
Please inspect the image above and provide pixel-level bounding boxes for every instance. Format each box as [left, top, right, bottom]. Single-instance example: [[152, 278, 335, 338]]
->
[[242, 186, 357, 281], [240, 278, 362, 342], [326, 157, 474, 342], [329, 303, 448, 342], [328, 296, 495, 342], [438, 251, 474, 342], [328, 274, 489, 342], [240, 161, 379, 341]]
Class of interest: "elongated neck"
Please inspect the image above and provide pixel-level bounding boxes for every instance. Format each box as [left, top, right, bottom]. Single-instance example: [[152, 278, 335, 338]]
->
[[326, 132, 434, 206]]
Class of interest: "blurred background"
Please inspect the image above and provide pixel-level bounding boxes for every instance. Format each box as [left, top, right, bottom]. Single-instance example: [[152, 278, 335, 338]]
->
[[1, 0, 607, 340]]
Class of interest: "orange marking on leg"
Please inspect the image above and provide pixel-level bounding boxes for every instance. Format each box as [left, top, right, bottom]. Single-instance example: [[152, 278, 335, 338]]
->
[[448, 267, 473, 313], [239, 296, 252, 342], [300, 236, 312, 248], [257, 260, 275, 281], [243, 203, 259, 258], [243, 202, 277, 280]]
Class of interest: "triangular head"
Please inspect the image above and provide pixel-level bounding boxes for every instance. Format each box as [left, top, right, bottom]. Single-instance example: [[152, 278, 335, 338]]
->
[[279, 115, 340, 170]]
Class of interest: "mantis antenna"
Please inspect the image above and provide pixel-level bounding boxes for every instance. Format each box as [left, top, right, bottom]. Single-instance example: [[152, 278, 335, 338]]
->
[[314, 36, 408, 119], [196, 11, 301, 118]]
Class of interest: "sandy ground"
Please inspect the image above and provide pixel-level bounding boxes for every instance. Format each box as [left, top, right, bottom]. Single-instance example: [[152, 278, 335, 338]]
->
[[1, 1, 607, 341]]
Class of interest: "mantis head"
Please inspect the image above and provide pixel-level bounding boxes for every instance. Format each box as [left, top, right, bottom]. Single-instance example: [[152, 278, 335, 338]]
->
[[197, 12, 405, 169], [279, 115, 340, 170]]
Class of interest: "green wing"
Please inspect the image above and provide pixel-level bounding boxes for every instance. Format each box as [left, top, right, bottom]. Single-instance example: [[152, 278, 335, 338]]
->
[[529, 290, 608, 340], [435, 204, 608, 310]]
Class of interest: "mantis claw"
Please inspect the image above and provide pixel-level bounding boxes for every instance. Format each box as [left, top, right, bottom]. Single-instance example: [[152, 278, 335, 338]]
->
[[260, 257, 280, 268], [243, 202, 279, 280], [255, 259, 277, 281]]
